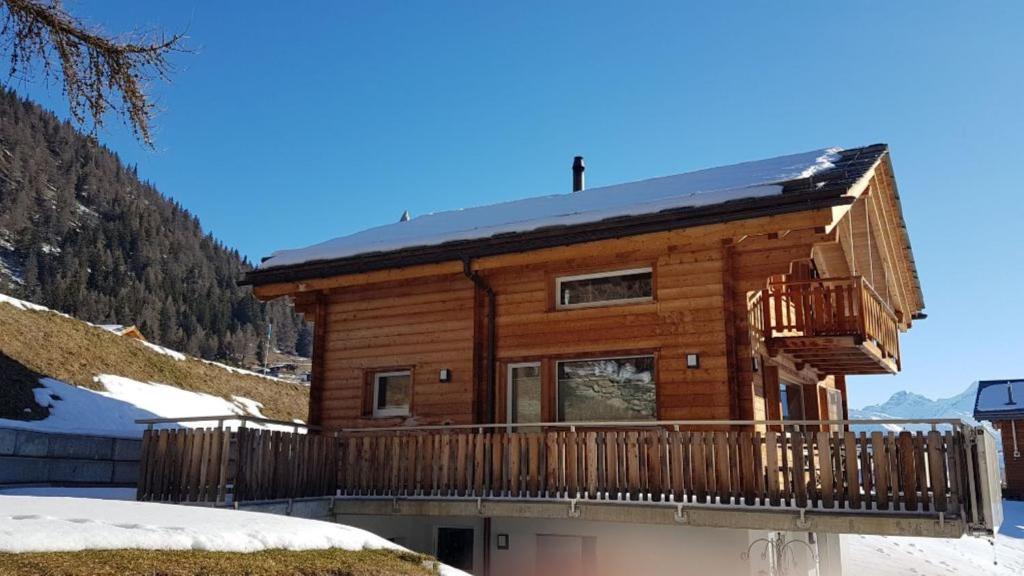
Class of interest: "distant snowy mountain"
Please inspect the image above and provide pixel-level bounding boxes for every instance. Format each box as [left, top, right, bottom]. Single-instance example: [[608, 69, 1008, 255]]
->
[[849, 383, 998, 441], [851, 384, 980, 426]]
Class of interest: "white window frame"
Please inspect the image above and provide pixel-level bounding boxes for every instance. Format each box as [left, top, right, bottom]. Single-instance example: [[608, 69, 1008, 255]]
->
[[373, 370, 411, 418], [507, 361, 542, 425], [554, 267, 654, 310], [555, 354, 657, 422]]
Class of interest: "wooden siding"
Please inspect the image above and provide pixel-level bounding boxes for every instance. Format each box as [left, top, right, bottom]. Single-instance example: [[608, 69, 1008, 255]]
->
[[488, 243, 732, 422], [317, 273, 477, 429], [293, 204, 906, 430]]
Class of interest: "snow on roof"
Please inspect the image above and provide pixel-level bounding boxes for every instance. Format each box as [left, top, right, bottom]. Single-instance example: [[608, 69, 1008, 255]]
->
[[974, 379, 1024, 420], [260, 147, 842, 269]]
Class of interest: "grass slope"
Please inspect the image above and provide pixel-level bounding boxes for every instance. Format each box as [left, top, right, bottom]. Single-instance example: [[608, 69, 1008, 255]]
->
[[0, 549, 442, 576], [0, 301, 309, 422]]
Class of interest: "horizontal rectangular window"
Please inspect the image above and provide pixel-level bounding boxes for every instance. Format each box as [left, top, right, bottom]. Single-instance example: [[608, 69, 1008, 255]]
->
[[373, 370, 411, 417], [556, 356, 656, 422], [555, 268, 653, 309]]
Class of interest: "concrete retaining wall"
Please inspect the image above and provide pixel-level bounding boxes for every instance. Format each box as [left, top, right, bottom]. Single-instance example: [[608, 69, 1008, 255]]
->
[[0, 427, 141, 486]]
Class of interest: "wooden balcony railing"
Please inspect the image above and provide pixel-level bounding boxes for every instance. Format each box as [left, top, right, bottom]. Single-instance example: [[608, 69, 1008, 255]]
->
[[749, 276, 901, 373], [134, 417, 1002, 537]]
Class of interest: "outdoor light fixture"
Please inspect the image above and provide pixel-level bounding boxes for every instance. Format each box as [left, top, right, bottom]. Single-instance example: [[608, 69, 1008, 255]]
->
[[439, 368, 451, 383], [752, 356, 760, 372], [686, 353, 700, 369], [496, 534, 509, 549]]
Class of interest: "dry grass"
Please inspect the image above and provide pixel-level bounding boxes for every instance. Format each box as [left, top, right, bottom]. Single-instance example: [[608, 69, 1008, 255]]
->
[[0, 548, 442, 576], [0, 303, 309, 421]]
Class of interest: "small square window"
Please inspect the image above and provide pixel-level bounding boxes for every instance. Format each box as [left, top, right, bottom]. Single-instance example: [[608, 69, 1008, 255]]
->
[[373, 371, 411, 417]]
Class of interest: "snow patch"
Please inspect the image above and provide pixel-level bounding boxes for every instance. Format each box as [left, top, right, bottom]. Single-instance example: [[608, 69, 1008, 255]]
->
[[139, 340, 187, 361], [0, 375, 284, 438], [261, 148, 842, 269], [0, 496, 470, 575], [202, 359, 290, 383], [0, 292, 52, 312]]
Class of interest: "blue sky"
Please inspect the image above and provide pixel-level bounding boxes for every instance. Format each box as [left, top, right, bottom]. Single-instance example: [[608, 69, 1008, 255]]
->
[[11, 2, 1023, 407]]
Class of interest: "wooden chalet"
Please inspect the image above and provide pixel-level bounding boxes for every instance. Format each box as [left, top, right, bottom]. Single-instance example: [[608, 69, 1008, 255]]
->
[[135, 146, 1001, 574], [245, 144, 922, 431]]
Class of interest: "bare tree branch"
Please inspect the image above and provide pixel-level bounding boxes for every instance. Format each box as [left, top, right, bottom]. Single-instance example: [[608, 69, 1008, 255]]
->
[[0, 0, 186, 146]]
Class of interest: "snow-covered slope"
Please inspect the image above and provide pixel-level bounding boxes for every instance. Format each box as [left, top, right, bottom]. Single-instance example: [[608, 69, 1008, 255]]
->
[[851, 385, 980, 425], [1, 292, 306, 436], [0, 375, 293, 438], [849, 384, 993, 435]]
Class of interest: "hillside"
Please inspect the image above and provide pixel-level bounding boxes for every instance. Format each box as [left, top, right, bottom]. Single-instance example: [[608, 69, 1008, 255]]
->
[[0, 292, 309, 431], [0, 88, 309, 364]]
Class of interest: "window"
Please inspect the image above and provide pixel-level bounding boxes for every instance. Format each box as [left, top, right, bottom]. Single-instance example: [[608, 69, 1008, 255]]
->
[[373, 370, 411, 417], [555, 268, 653, 309], [508, 362, 542, 425], [556, 356, 656, 421]]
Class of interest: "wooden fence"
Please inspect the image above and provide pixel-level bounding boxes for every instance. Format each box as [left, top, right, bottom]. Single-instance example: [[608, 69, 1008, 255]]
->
[[337, 427, 970, 515], [135, 419, 987, 525], [136, 427, 336, 503]]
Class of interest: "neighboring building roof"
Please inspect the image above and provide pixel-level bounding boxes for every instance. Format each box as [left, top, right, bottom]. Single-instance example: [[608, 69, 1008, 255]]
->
[[243, 144, 892, 286], [99, 324, 146, 341], [973, 379, 1024, 421]]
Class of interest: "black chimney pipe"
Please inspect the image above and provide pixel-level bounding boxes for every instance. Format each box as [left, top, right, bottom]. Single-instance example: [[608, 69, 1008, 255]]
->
[[572, 156, 585, 192]]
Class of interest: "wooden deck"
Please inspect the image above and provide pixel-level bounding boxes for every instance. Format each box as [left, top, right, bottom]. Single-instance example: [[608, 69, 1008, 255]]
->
[[749, 276, 902, 374], [134, 417, 1001, 538]]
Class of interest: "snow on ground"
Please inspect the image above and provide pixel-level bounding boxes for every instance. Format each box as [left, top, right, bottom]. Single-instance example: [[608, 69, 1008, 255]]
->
[[844, 500, 1024, 576], [0, 374, 284, 438], [0, 293, 53, 313], [139, 340, 187, 361], [261, 148, 841, 269], [0, 496, 469, 576], [201, 358, 291, 383]]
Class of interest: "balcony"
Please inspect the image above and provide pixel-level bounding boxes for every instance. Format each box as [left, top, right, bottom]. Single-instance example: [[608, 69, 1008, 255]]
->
[[135, 416, 1002, 539], [749, 276, 901, 375]]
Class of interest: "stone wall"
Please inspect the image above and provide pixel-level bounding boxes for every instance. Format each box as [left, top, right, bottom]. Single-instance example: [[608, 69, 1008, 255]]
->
[[0, 427, 141, 486]]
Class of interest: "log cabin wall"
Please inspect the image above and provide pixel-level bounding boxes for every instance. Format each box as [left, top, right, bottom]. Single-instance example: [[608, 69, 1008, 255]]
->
[[301, 207, 847, 430], [316, 273, 478, 429], [484, 240, 731, 423], [257, 156, 923, 434]]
